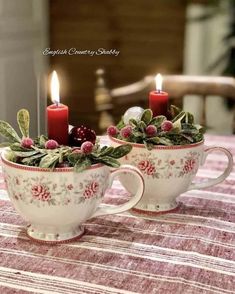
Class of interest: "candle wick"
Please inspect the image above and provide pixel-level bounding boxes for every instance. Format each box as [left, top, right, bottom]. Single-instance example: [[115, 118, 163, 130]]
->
[[54, 100, 59, 107], [157, 89, 161, 94]]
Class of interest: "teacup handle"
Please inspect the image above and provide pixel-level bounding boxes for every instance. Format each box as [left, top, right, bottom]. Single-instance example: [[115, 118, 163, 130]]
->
[[91, 165, 144, 217], [189, 146, 233, 190]]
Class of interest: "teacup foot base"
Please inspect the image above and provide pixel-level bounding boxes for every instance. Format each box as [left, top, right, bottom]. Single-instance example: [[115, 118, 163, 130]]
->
[[26, 225, 85, 244], [131, 205, 179, 217]]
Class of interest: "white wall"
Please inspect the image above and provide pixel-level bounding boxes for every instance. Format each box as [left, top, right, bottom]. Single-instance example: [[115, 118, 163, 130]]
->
[[0, 0, 49, 141], [184, 3, 234, 134]]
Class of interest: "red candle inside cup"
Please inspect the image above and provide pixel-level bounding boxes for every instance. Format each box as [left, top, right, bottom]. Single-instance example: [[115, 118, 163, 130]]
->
[[47, 71, 69, 145], [149, 74, 169, 117]]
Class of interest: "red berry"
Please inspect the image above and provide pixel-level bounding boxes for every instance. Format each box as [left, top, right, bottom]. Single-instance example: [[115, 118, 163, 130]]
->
[[161, 120, 173, 132], [69, 125, 96, 147], [120, 125, 132, 139], [45, 139, 59, 149], [21, 138, 34, 148], [145, 125, 157, 136], [81, 141, 93, 154], [107, 125, 119, 137]]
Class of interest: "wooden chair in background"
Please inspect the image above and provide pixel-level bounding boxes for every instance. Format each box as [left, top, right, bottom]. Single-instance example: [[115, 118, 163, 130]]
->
[[95, 69, 235, 133]]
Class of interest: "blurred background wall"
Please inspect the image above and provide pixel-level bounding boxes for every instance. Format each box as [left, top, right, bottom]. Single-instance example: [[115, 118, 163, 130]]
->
[[0, 0, 234, 138], [0, 0, 49, 139], [49, 0, 186, 131], [184, 1, 234, 134]]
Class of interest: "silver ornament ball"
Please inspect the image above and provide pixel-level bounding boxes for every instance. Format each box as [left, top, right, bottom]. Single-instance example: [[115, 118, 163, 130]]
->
[[123, 107, 144, 125]]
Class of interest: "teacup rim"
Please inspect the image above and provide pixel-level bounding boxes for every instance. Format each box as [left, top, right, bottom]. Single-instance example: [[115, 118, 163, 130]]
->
[[109, 136, 204, 149], [0, 150, 103, 172]]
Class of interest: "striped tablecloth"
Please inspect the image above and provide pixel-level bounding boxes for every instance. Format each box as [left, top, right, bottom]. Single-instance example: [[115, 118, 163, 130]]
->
[[0, 135, 234, 294]]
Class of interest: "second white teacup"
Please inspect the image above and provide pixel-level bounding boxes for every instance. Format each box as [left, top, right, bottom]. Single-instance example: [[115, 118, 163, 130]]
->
[[110, 136, 233, 215]]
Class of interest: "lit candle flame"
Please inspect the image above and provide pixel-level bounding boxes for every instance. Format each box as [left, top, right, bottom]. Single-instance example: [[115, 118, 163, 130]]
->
[[51, 71, 60, 105], [155, 73, 163, 92]]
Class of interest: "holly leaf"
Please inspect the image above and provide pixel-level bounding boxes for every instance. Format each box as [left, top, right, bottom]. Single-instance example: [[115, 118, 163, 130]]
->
[[182, 128, 198, 135], [132, 130, 144, 140], [146, 136, 160, 144], [0, 121, 21, 143], [141, 109, 153, 125], [158, 137, 173, 146], [138, 121, 147, 133], [182, 134, 194, 142], [143, 141, 154, 150], [21, 153, 45, 165], [172, 111, 186, 123], [99, 156, 120, 168], [4, 150, 17, 162], [116, 117, 125, 129], [172, 112, 186, 130], [13, 150, 38, 158], [150, 115, 166, 127], [184, 112, 194, 124], [194, 133, 204, 142], [195, 124, 206, 134], [17, 109, 30, 138], [39, 135, 47, 147], [99, 146, 114, 156], [39, 153, 60, 168], [100, 146, 108, 152], [68, 152, 83, 165], [74, 157, 92, 172], [129, 118, 138, 128], [170, 105, 181, 119], [167, 127, 181, 134], [110, 144, 132, 158], [10, 142, 31, 152]]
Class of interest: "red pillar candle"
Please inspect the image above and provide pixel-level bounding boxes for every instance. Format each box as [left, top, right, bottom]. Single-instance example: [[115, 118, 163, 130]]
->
[[149, 74, 169, 117], [47, 104, 68, 145], [47, 71, 69, 145]]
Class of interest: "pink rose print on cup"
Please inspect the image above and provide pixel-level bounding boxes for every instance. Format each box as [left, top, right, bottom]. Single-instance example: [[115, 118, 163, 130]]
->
[[138, 160, 156, 176], [31, 184, 51, 201], [146, 166, 156, 175], [67, 184, 73, 191], [13, 176, 20, 185], [183, 159, 196, 174], [83, 181, 99, 199]]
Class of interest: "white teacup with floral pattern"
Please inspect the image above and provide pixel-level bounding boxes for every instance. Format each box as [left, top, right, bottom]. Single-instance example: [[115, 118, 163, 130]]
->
[[110, 136, 233, 215], [1, 151, 144, 243]]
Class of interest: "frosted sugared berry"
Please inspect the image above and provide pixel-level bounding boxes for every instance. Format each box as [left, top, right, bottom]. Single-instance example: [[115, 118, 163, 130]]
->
[[81, 141, 94, 154], [161, 120, 173, 132], [120, 125, 132, 139], [145, 125, 157, 136], [107, 125, 119, 137], [69, 125, 96, 147], [21, 138, 34, 148], [45, 139, 59, 149]]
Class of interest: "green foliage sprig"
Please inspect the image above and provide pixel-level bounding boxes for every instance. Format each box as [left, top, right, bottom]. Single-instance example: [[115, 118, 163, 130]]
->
[[113, 105, 205, 150], [0, 109, 132, 171]]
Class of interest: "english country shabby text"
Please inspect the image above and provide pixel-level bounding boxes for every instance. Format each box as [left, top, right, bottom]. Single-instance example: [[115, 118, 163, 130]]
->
[[43, 48, 120, 57]]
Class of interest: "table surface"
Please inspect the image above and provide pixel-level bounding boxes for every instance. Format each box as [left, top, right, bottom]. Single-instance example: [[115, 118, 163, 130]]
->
[[0, 135, 234, 294]]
